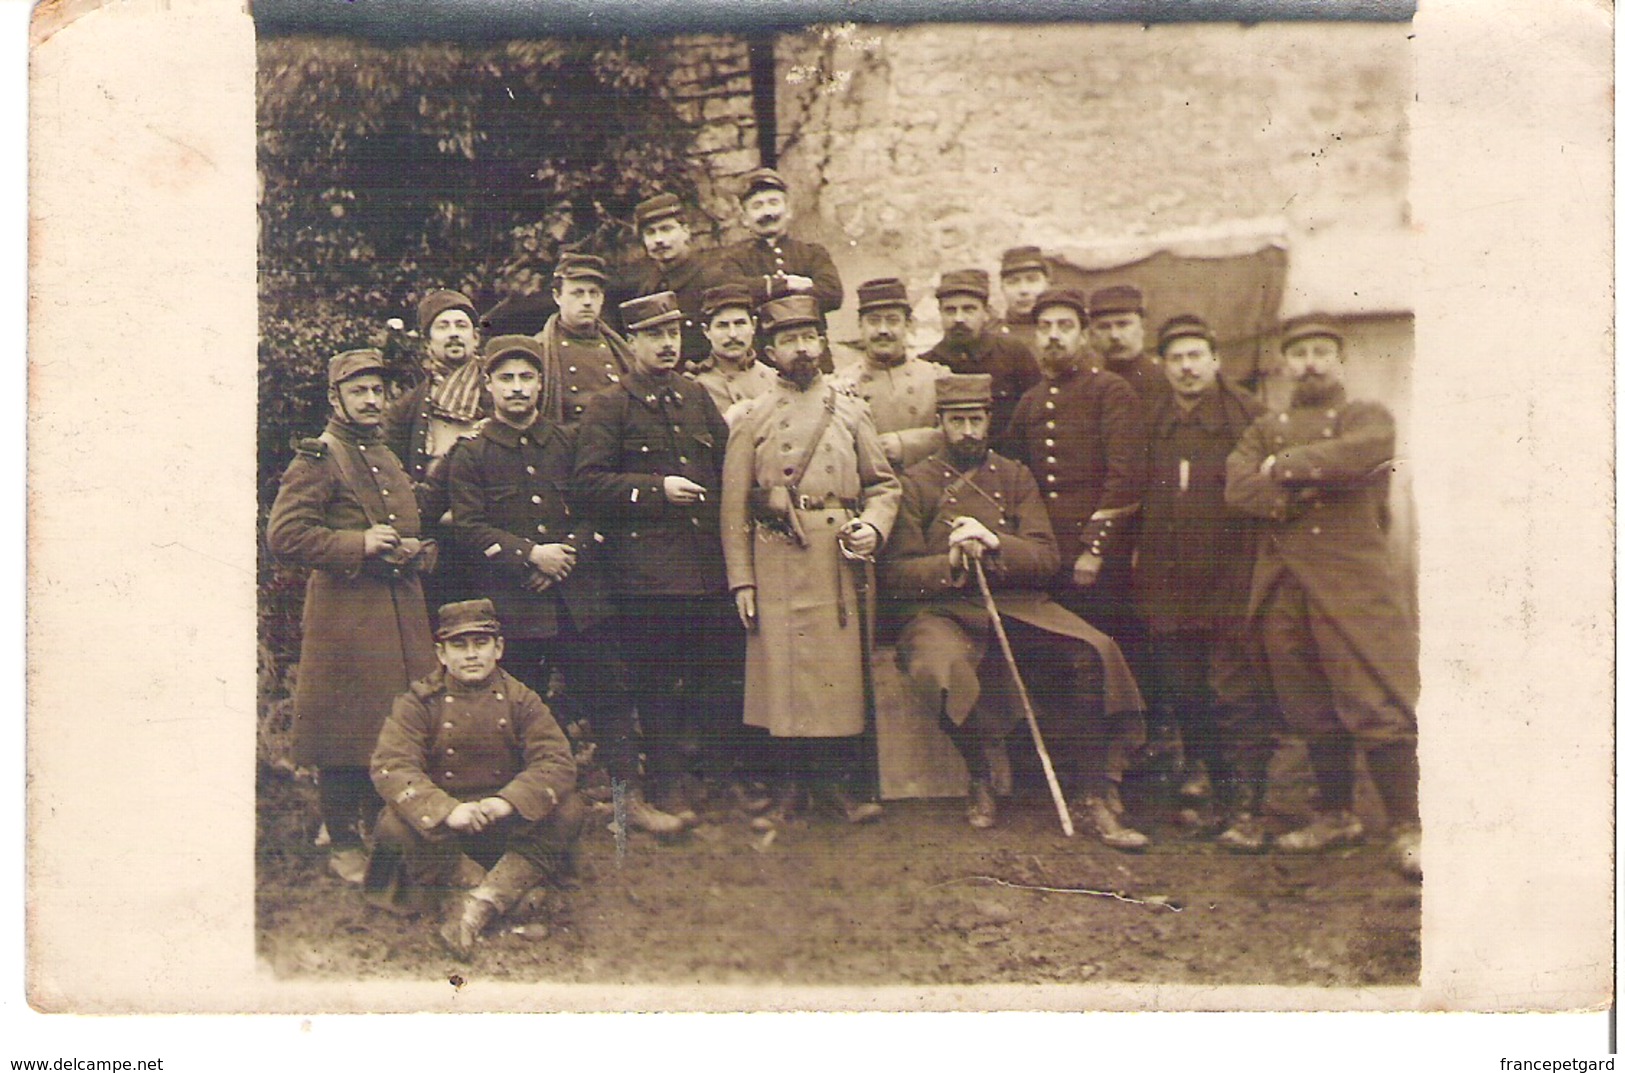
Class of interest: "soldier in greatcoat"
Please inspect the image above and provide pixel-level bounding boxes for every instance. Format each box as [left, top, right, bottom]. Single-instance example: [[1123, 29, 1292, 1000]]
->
[[690, 282, 776, 421], [369, 599, 586, 959], [446, 335, 682, 837], [1226, 316, 1420, 879], [384, 288, 489, 609], [1134, 315, 1274, 850], [608, 193, 722, 368], [920, 268, 1040, 440], [832, 277, 951, 470], [721, 294, 901, 827], [574, 291, 756, 825], [267, 349, 438, 883], [880, 375, 1150, 847]]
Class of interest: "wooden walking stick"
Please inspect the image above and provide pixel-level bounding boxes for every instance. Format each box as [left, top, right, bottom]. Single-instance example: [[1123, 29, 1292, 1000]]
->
[[970, 554, 1075, 837]]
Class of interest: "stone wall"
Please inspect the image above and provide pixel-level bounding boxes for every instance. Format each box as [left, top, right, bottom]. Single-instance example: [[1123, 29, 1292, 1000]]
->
[[660, 34, 760, 246], [773, 22, 1411, 341]]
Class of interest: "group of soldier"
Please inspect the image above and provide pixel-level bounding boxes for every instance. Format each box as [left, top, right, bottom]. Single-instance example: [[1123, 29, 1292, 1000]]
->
[[267, 166, 1421, 959]]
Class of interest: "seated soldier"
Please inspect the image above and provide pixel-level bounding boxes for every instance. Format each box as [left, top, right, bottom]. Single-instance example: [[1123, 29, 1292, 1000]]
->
[[367, 599, 586, 959], [879, 374, 1151, 848]]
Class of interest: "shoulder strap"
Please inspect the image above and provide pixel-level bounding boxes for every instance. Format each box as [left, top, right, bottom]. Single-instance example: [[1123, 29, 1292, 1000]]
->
[[786, 386, 839, 491], [318, 431, 386, 527]]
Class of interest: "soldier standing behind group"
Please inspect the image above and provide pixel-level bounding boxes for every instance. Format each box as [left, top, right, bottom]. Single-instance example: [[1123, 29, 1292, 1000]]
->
[[1226, 316, 1420, 879], [1087, 284, 1174, 408], [993, 246, 1052, 358], [385, 288, 489, 608], [574, 291, 752, 826], [690, 282, 776, 421], [268, 349, 439, 883], [609, 193, 721, 369], [1134, 316, 1274, 851], [721, 295, 901, 829], [530, 252, 636, 427], [833, 277, 950, 470], [446, 335, 682, 837], [920, 268, 1040, 439]]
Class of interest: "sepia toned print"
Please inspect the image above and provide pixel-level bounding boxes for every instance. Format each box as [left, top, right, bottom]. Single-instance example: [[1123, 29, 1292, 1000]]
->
[[254, 15, 1426, 990]]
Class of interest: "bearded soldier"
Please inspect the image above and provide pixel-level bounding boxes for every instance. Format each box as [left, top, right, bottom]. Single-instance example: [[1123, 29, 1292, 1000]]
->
[[721, 294, 900, 828], [920, 268, 1040, 439]]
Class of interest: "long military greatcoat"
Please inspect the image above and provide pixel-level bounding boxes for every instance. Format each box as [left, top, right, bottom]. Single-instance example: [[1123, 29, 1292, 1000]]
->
[[446, 416, 613, 640], [880, 450, 1146, 729], [1225, 384, 1419, 714], [721, 375, 900, 737], [1000, 363, 1147, 571], [572, 370, 731, 598], [832, 355, 951, 469], [267, 419, 437, 768], [1134, 380, 1264, 635]]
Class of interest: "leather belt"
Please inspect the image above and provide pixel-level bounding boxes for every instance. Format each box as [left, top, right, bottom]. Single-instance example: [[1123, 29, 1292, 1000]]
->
[[794, 494, 859, 511]]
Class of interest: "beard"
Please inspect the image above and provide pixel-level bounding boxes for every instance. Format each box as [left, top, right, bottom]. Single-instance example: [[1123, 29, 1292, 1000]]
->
[[778, 355, 820, 389], [1290, 374, 1339, 407], [946, 438, 989, 470]]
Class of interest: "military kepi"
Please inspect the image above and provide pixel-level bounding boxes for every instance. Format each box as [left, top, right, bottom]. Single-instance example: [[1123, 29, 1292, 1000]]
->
[[1157, 314, 1215, 354], [436, 598, 502, 641], [1088, 284, 1145, 318], [1031, 287, 1088, 321], [1279, 314, 1344, 349], [999, 246, 1047, 277], [935, 373, 995, 411], [328, 348, 387, 386], [739, 166, 789, 198], [633, 192, 684, 231], [552, 251, 609, 284], [856, 277, 911, 314], [621, 291, 684, 332], [701, 282, 755, 319], [936, 268, 990, 301], [757, 294, 822, 334], [416, 289, 477, 335], [482, 334, 547, 374]]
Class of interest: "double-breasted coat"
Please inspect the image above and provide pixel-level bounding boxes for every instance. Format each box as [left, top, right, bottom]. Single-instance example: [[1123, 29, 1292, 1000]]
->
[[832, 355, 951, 469], [999, 364, 1147, 573], [1225, 385, 1419, 726], [572, 370, 731, 598], [267, 419, 437, 768], [446, 416, 613, 640], [721, 376, 901, 737], [371, 667, 576, 836], [610, 254, 722, 366], [1134, 380, 1265, 635], [880, 450, 1146, 730], [692, 354, 777, 421], [1103, 350, 1174, 408], [714, 235, 845, 321]]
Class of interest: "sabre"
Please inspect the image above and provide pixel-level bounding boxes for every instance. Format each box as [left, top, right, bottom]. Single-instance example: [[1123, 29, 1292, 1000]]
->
[[970, 554, 1075, 837]]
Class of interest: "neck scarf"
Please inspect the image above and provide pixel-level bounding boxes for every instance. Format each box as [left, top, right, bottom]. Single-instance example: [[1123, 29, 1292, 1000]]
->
[[426, 360, 485, 423]]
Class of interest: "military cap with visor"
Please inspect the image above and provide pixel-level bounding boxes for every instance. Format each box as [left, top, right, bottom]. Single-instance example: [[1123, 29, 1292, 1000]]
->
[[328, 348, 389, 387], [1279, 314, 1345, 350], [552, 251, 609, 284], [435, 598, 503, 641], [1087, 284, 1146, 319], [935, 268, 991, 302], [757, 294, 822, 335], [620, 290, 685, 332], [999, 246, 1048, 278], [633, 192, 685, 232], [1031, 287, 1089, 322], [481, 334, 547, 375], [856, 277, 912, 315], [738, 166, 790, 199], [1156, 314, 1216, 355], [701, 282, 756, 320], [935, 373, 995, 411]]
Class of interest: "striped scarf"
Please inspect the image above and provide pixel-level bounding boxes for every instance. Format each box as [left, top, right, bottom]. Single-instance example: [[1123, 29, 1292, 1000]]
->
[[425, 359, 485, 423]]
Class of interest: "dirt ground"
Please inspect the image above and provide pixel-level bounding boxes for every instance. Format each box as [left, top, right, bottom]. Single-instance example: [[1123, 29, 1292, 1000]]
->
[[256, 750, 1420, 991]]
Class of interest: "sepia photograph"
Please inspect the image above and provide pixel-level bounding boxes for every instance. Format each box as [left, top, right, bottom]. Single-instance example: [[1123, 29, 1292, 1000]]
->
[[20, 0, 1614, 1043], [252, 6, 1425, 991]]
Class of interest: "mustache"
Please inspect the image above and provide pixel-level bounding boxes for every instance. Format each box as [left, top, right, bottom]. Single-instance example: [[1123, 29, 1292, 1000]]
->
[[754, 214, 782, 226]]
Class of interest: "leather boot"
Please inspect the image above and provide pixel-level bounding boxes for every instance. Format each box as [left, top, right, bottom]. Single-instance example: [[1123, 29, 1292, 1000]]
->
[[438, 893, 498, 959], [829, 784, 884, 825], [437, 854, 546, 958], [1391, 824, 1421, 881], [750, 780, 805, 832], [966, 778, 997, 830], [1074, 795, 1151, 851], [1214, 779, 1269, 853], [1276, 809, 1364, 853], [624, 785, 687, 837]]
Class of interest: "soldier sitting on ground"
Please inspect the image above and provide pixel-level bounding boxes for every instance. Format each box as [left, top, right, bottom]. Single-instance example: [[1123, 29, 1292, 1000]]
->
[[366, 598, 586, 959]]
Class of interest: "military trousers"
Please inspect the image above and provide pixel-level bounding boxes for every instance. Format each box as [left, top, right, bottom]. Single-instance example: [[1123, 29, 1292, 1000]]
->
[[501, 627, 638, 785], [1144, 626, 1275, 801]]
